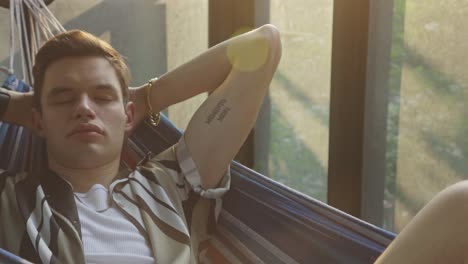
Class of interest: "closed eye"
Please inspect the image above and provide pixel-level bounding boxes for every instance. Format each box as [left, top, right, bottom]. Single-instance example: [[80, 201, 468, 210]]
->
[[47, 87, 75, 105], [50, 96, 75, 105], [96, 96, 112, 100], [94, 84, 119, 102], [95, 96, 114, 102]]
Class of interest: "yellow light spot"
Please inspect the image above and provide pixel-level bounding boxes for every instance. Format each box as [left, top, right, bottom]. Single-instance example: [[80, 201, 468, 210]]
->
[[227, 27, 270, 72]]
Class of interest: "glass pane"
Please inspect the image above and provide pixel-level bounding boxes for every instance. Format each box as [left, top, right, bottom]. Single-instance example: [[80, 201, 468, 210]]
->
[[165, 0, 208, 130], [56, 0, 169, 88], [385, 0, 468, 232], [1, 0, 167, 86], [0, 0, 207, 131], [255, 0, 333, 202]]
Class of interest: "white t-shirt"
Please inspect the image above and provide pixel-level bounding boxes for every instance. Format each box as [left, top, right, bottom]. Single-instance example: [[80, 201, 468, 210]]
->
[[74, 184, 155, 264]]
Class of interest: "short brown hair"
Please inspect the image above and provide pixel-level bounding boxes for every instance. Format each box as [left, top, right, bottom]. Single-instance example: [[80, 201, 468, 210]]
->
[[32, 30, 131, 111]]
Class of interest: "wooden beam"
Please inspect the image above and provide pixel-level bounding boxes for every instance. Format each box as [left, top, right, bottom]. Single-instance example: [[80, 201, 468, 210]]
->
[[209, 0, 255, 47], [208, 0, 256, 168], [361, 0, 395, 227], [328, 0, 371, 217]]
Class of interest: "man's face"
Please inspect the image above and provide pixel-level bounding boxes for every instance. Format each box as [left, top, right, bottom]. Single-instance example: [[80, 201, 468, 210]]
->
[[33, 56, 135, 169]]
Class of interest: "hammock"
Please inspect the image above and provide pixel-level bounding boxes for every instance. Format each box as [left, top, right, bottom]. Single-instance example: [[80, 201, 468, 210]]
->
[[0, 101, 396, 263], [0, 1, 395, 263]]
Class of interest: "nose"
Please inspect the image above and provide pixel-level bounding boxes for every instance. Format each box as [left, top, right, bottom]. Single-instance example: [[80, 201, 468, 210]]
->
[[73, 94, 96, 120]]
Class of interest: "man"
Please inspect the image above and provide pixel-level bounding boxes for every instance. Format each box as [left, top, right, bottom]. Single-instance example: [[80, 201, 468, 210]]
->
[[0, 25, 281, 263]]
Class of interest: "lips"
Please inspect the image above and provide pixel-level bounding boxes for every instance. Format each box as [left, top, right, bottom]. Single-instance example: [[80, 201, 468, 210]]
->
[[68, 123, 103, 137]]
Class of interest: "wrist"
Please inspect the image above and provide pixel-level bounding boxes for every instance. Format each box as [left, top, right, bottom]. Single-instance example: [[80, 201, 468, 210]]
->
[[146, 78, 161, 127], [1, 90, 33, 129]]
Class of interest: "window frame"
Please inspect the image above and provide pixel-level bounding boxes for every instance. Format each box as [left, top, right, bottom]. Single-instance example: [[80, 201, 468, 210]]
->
[[208, 0, 394, 227]]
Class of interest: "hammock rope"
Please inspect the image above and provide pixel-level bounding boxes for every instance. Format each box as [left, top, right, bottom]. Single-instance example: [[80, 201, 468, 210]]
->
[[6, 0, 64, 83]]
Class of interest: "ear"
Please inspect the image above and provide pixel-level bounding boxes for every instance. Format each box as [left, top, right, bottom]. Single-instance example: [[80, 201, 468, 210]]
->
[[32, 108, 46, 137], [124, 101, 136, 134]]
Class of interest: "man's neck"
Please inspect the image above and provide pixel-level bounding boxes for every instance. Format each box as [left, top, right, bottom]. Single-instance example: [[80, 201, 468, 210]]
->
[[48, 157, 121, 193]]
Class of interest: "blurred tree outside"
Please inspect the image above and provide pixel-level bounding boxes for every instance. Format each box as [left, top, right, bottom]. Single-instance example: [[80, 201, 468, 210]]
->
[[384, 0, 468, 232]]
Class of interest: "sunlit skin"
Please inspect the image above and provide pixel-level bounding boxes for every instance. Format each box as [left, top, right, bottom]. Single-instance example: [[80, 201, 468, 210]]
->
[[375, 181, 468, 264], [32, 56, 135, 192], [227, 27, 270, 72]]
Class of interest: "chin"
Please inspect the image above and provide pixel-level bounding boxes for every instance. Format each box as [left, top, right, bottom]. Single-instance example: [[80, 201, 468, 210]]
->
[[49, 143, 120, 168]]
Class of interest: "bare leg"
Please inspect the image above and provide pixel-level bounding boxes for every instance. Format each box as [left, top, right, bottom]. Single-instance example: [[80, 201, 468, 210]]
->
[[375, 181, 468, 264]]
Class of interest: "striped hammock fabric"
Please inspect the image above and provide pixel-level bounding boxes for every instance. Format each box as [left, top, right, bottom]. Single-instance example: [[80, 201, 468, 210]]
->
[[0, 72, 395, 264]]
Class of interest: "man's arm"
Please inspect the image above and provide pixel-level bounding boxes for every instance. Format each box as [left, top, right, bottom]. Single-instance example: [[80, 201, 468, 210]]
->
[[138, 24, 281, 189], [0, 88, 34, 130]]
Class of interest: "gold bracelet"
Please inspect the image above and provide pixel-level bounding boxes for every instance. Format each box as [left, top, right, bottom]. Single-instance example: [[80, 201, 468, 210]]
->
[[146, 78, 161, 127]]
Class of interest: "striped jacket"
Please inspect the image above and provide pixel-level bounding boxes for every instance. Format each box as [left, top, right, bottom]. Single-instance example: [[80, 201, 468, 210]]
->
[[0, 136, 231, 264]]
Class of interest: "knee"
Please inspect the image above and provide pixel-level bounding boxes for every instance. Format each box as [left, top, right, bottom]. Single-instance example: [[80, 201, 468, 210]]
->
[[429, 180, 468, 236]]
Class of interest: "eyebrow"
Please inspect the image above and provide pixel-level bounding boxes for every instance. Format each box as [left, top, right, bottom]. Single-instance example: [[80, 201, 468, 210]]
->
[[47, 84, 119, 98], [47, 87, 74, 98]]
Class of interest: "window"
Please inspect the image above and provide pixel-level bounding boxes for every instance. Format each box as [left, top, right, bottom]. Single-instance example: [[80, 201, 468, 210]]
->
[[383, 0, 468, 232], [254, 0, 333, 202]]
